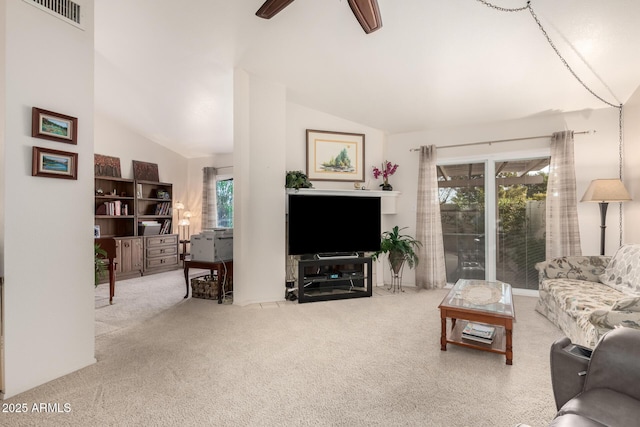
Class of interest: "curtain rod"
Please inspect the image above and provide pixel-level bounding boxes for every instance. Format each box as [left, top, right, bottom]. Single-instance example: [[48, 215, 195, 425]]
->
[[203, 165, 233, 170], [409, 130, 595, 152]]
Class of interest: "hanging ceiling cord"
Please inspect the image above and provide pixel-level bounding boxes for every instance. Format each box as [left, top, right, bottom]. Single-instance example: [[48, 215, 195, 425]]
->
[[619, 105, 624, 246], [477, 0, 626, 247], [477, 0, 621, 109]]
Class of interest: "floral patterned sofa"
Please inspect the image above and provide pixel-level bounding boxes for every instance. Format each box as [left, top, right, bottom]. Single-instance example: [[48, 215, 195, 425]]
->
[[535, 244, 640, 348]]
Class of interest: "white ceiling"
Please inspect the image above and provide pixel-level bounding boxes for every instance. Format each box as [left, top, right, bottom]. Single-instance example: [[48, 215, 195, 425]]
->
[[94, 0, 640, 158]]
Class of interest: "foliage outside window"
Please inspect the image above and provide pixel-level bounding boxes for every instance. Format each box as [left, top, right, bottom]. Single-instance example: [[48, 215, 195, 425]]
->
[[216, 178, 233, 228]]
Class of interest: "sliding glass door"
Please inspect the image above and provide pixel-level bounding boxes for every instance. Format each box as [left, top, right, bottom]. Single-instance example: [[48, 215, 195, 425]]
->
[[438, 156, 549, 289], [439, 162, 486, 283], [495, 159, 548, 289]]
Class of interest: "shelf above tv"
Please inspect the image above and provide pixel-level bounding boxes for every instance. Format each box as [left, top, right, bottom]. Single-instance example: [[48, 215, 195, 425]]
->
[[285, 188, 400, 214]]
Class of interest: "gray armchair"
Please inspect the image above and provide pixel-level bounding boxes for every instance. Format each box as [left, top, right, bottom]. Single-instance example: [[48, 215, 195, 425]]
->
[[549, 327, 640, 426]]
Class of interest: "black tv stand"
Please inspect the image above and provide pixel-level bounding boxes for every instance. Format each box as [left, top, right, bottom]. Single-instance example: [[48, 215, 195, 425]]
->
[[297, 256, 372, 303]]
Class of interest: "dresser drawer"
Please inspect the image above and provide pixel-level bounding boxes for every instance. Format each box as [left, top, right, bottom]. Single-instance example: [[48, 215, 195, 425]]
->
[[146, 234, 178, 247], [147, 245, 178, 258], [146, 254, 178, 269]]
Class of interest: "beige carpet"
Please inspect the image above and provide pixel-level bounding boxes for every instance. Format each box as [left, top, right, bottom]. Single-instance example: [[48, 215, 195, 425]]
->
[[4, 271, 564, 427]]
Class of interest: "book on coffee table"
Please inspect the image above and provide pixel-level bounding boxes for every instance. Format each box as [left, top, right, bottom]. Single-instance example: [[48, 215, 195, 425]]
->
[[462, 322, 496, 343]]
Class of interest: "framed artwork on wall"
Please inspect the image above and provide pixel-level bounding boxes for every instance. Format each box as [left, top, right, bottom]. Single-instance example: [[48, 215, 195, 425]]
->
[[32, 107, 78, 144], [306, 129, 365, 182], [32, 146, 78, 180]]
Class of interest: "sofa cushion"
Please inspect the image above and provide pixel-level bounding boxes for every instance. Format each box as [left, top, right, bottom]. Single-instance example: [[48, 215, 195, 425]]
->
[[537, 278, 626, 347], [599, 244, 640, 296], [611, 296, 640, 312], [536, 256, 610, 282], [540, 278, 623, 316]]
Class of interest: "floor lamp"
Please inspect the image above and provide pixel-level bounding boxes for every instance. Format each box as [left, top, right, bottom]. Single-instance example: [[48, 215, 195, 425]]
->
[[174, 201, 185, 228], [581, 179, 631, 255]]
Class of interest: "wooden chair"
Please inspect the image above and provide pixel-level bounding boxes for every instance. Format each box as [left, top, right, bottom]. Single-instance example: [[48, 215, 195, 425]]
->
[[95, 238, 117, 304]]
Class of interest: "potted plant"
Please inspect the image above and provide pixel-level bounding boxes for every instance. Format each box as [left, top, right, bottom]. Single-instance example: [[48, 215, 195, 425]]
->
[[372, 160, 398, 191], [285, 170, 313, 189], [95, 243, 107, 287], [372, 226, 421, 274]]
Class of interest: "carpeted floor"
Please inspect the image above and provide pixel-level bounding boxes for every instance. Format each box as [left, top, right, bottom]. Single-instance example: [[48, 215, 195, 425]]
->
[[3, 270, 564, 426]]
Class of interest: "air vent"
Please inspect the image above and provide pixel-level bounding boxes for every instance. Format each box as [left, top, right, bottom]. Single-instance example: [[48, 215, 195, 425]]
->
[[23, 0, 84, 30]]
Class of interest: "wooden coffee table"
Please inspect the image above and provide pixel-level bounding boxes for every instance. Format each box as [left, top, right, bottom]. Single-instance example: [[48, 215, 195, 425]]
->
[[438, 279, 515, 365]]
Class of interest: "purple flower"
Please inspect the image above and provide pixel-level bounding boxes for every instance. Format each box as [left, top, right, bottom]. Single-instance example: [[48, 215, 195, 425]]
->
[[372, 160, 399, 180]]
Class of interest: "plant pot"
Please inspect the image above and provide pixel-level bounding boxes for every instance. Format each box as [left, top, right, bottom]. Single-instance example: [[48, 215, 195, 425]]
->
[[388, 250, 406, 274], [381, 181, 393, 191]]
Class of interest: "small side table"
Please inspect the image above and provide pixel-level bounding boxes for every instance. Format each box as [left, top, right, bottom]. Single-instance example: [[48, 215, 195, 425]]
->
[[183, 257, 233, 303]]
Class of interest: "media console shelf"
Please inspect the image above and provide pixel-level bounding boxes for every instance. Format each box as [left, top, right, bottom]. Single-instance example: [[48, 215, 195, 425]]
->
[[297, 257, 372, 303]]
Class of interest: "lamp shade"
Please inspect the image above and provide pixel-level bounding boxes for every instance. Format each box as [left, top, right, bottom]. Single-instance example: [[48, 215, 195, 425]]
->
[[581, 179, 631, 203], [183, 210, 192, 219], [174, 201, 185, 210]]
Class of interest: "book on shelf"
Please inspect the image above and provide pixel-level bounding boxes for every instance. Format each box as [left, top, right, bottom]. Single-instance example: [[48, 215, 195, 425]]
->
[[462, 322, 496, 343], [154, 201, 171, 215], [100, 201, 123, 216], [160, 219, 171, 235]]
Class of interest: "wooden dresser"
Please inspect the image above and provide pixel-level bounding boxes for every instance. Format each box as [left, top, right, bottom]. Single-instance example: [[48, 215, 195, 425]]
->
[[144, 234, 179, 274]]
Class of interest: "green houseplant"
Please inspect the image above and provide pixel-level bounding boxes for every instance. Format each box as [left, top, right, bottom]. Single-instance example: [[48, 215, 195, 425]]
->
[[372, 226, 422, 273], [285, 170, 313, 189], [95, 243, 107, 287]]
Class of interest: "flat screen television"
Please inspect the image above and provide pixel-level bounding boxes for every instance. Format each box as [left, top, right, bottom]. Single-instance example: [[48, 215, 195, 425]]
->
[[287, 194, 381, 255]]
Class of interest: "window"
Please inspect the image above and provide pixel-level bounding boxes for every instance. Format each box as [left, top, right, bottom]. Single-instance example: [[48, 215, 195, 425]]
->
[[216, 178, 233, 228], [438, 156, 549, 289]]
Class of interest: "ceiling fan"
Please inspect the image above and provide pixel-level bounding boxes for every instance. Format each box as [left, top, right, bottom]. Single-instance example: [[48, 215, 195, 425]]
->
[[256, 0, 382, 34]]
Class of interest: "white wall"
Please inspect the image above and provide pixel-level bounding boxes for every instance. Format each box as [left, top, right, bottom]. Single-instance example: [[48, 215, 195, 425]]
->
[[286, 103, 386, 191], [233, 70, 286, 305], [0, 0, 6, 393], [2, 0, 95, 398], [94, 111, 188, 234], [624, 85, 640, 244], [387, 105, 634, 289]]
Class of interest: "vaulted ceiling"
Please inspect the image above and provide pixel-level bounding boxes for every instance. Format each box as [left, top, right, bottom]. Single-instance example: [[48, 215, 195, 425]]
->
[[94, 0, 640, 158]]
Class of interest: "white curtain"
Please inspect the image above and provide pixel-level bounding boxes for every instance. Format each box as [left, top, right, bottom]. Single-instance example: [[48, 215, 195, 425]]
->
[[415, 145, 447, 289], [546, 131, 582, 258], [202, 167, 217, 230]]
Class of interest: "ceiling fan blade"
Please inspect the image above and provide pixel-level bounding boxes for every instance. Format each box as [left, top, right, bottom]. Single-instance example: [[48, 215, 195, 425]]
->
[[347, 0, 382, 34], [256, 0, 296, 19]]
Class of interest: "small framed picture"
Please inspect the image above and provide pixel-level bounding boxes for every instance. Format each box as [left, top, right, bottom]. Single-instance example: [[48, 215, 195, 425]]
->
[[32, 146, 78, 180], [94, 225, 101, 238], [32, 107, 78, 144]]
